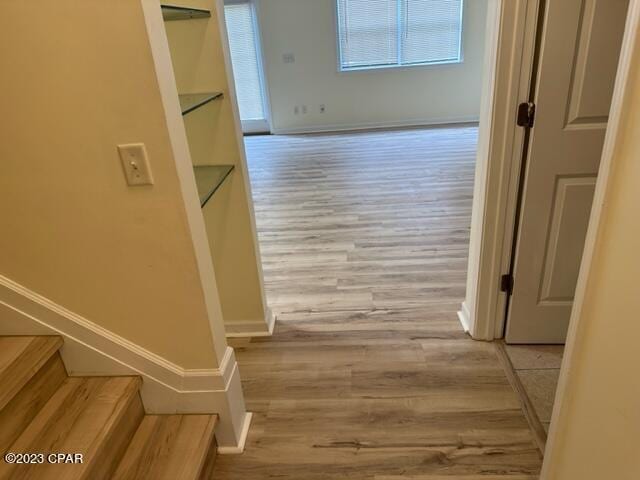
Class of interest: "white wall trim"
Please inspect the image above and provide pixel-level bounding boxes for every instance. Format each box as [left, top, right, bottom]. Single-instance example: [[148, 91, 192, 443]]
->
[[0, 273, 251, 449], [249, 0, 274, 134], [462, 0, 540, 340], [457, 301, 472, 333], [540, 1, 640, 476], [0, 273, 231, 391], [225, 307, 276, 338], [270, 116, 479, 135], [242, 119, 270, 134], [217, 412, 253, 454]]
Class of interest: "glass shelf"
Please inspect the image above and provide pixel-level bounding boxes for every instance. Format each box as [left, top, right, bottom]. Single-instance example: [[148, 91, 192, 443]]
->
[[179, 92, 223, 116], [193, 165, 234, 208], [161, 4, 211, 21]]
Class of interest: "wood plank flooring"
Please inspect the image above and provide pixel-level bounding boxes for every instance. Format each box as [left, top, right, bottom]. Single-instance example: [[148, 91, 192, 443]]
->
[[213, 127, 541, 479]]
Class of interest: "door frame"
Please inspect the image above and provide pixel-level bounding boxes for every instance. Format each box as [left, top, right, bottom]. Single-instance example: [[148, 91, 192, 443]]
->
[[247, 0, 273, 134], [459, 0, 541, 340], [462, 0, 635, 342], [467, 0, 639, 474]]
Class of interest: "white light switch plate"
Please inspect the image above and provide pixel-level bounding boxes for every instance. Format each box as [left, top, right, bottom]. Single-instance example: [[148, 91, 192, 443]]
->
[[118, 143, 154, 186]]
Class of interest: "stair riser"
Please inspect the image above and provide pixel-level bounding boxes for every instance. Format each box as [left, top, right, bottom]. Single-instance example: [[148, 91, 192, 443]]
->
[[197, 436, 217, 480]]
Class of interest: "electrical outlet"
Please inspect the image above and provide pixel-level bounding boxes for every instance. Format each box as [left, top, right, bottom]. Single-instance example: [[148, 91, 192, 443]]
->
[[294, 106, 299, 115], [320, 104, 326, 113], [302, 105, 308, 114], [118, 143, 154, 186], [283, 53, 295, 64]]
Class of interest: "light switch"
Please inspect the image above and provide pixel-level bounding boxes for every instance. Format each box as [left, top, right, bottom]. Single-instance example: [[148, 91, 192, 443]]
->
[[118, 143, 154, 186]]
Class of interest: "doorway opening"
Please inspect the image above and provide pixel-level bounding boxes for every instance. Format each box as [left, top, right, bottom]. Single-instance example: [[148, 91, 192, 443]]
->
[[216, 1, 548, 477], [214, 0, 635, 476], [499, 0, 629, 451], [222, 0, 486, 317]]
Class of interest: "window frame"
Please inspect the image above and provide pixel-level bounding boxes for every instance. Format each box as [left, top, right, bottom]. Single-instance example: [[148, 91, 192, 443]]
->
[[334, 0, 465, 73]]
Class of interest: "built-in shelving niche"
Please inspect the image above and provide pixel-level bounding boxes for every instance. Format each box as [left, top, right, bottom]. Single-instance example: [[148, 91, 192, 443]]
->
[[161, 4, 211, 21], [161, 8, 230, 208]]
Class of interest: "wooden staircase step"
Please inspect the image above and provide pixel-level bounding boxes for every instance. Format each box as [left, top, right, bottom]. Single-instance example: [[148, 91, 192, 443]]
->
[[0, 376, 144, 480], [0, 336, 63, 411], [112, 414, 218, 480], [0, 350, 67, 454]]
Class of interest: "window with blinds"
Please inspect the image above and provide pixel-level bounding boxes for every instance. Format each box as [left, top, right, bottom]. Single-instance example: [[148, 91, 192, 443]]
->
[[336, 0, 463, 71], [224, 1, 268, 129]]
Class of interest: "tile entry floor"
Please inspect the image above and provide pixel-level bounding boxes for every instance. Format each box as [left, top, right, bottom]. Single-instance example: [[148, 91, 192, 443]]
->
[[504, 345, 564, 433]]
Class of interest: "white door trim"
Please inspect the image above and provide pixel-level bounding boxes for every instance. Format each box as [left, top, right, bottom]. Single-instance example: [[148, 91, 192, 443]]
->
[[251, 0, 274, 133], [540, 0, 640, 475], [461, 0, 541, 340]]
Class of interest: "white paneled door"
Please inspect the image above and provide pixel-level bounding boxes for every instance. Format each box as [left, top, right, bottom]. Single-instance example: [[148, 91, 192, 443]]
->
[[224, 0, 270, 133], [506, 0, 629, 343]]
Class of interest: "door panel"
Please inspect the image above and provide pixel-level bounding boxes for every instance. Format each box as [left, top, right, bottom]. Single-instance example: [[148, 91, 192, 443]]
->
[[539, 176, 596, 303], [505, 0, 628, 343], [566, 0, 629, 127]]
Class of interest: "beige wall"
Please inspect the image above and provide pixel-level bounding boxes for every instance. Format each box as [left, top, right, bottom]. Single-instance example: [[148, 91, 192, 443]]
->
[[543, 23, 640, 479], [0, 1, 221, 368], [165, 0, 268, 329], [256, 0, 488, 132]]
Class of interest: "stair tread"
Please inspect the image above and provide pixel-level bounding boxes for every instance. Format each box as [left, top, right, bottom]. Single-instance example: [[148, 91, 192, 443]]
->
[[0, 376, 141, 480], [113, 414, 218, 480], [0, 336, 62, 411]]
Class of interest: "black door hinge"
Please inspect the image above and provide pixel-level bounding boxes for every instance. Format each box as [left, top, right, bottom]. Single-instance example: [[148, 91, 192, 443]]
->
[[517, 102, 536, 128], [500, 274, 514, 295]]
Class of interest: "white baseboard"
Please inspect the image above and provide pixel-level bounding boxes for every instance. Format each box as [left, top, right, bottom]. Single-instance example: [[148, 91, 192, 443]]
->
[[217, 412, 253, 455], [270, 116, 479, 135], [0, 274, 249, 449], [225, 308, 276, 338], [457, 301, 472, 334]]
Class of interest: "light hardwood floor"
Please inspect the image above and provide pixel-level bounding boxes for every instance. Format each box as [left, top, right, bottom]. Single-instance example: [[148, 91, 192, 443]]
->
[[213, 127, 541, 479]]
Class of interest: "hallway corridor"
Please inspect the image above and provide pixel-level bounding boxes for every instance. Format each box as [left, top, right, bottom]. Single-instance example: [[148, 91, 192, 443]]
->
[[213, 126, 541, 479]]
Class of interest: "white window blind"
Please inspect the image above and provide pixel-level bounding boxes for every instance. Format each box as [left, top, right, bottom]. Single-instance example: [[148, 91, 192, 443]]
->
[[224, 1, 266, 122], [337, 0, 463, 71], [337, 0, 399, 69]]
